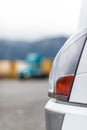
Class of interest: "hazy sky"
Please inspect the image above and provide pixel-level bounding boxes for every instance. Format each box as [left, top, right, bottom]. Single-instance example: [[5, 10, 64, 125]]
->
[[0, 0, 81, 41]]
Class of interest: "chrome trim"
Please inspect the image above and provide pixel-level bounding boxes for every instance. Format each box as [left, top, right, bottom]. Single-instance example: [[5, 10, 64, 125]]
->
[[45, 109, 64, 130], [48, 91, 68, 101]]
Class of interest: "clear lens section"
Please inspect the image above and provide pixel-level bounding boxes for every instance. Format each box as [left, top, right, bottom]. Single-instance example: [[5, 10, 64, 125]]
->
[[49, 32, 86, 97]]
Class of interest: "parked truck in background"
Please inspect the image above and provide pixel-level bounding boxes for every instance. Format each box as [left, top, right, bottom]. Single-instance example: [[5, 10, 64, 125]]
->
[[18, 53, 52, 79]]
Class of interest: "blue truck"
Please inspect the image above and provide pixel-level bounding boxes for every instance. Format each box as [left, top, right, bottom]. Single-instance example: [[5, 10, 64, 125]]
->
[[19, 53, 46, 79]]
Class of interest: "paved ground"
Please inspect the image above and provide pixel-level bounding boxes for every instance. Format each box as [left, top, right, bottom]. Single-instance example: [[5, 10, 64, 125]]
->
[[0, 79, 49, 130]]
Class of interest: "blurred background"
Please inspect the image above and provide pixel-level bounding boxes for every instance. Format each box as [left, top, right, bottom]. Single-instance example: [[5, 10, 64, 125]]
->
[[0, 0, 82, 130]]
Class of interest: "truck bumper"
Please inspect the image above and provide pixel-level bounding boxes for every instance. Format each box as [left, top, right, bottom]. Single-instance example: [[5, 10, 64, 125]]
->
[[45, 99, 87, 130]]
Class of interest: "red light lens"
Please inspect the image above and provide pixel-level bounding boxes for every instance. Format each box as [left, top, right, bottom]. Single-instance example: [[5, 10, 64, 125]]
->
[[54, 75, 74, 96]]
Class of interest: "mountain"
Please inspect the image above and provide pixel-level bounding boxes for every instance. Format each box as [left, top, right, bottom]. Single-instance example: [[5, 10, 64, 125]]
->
[[0, 36, 68, 60]]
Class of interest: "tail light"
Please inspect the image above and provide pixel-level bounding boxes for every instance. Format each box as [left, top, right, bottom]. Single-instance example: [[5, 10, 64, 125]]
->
[[48, 28, 87, 101], [54, 75, 74, 96]]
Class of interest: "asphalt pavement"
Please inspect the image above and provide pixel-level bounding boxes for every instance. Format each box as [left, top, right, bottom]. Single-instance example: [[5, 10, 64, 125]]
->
[[0, 79, 49, 130]]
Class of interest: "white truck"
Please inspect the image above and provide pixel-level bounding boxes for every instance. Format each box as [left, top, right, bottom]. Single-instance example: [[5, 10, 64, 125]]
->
[[45, 28, 87, 130]]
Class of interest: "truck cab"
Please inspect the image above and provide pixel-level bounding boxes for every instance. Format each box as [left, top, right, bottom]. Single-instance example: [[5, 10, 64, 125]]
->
[[19, 53, 42, 79]]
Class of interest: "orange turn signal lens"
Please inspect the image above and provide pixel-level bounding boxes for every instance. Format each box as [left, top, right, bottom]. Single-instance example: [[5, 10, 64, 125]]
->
[[54, 75, 74, 96]]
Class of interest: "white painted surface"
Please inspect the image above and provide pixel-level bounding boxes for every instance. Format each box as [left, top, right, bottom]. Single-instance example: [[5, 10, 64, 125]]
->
[[70, 74, 87, 104], [78, 0, 87, 30], [45, 99, 87, 116], [62, 113, 87, 130], [70, 41, 87, 104]]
